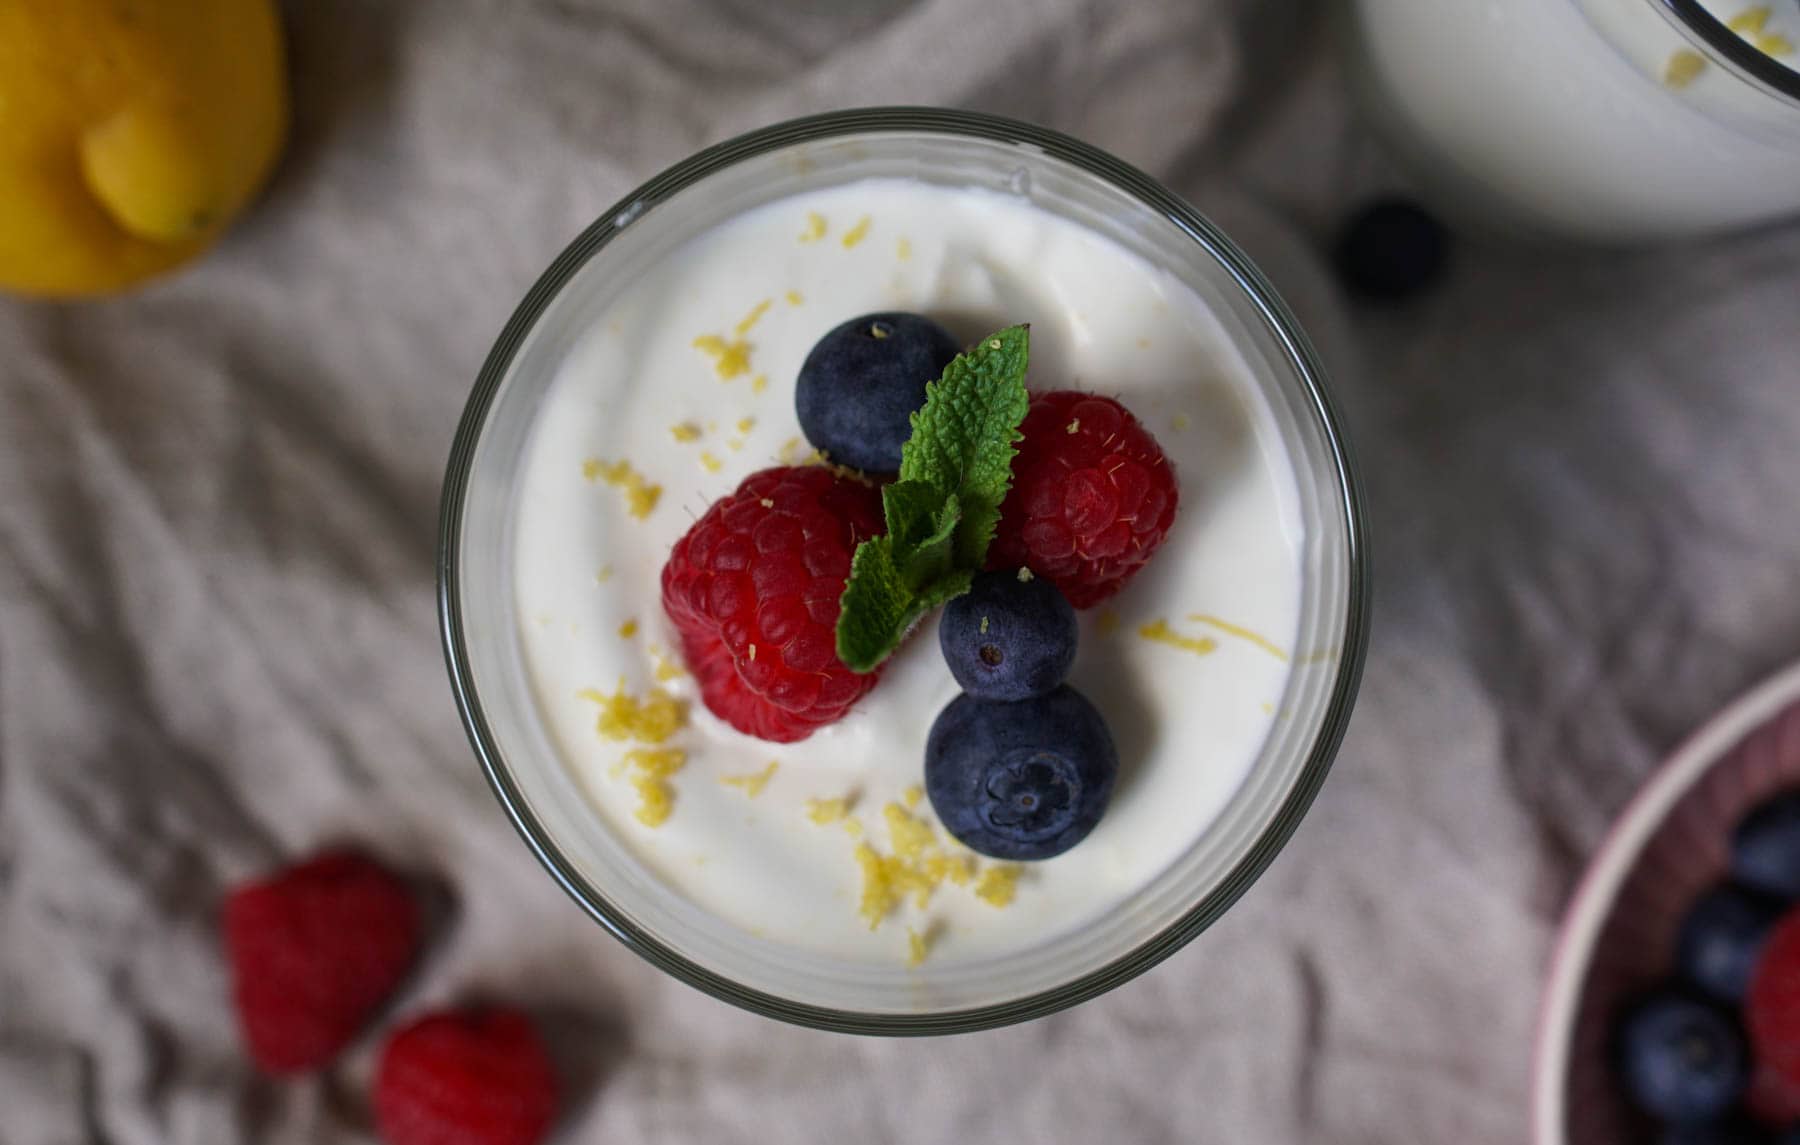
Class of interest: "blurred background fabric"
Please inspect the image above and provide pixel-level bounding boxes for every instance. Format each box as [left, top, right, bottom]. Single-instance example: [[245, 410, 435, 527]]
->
[[4, 1, 1800, 1141]]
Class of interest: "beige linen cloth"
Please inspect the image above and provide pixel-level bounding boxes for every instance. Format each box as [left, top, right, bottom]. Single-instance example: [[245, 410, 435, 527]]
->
[[5, 1, 1800, 1141]]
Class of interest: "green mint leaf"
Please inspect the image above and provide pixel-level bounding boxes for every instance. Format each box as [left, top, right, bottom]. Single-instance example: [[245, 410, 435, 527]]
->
[[912, 566, 975, 614], [881, 479, 943, 554], [898, 324, 1030, 568], [835, 325, 1031, 673], [901, 492, 960, 590], [835, 537, 912, 673]]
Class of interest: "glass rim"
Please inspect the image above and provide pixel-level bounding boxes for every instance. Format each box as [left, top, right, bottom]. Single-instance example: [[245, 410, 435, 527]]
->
[[437, 106, 1373, 1035], [1656, 0, 1800, 102]]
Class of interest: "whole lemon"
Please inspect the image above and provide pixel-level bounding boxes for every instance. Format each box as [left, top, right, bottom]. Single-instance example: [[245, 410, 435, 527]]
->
[[0, 0, 288, 297]]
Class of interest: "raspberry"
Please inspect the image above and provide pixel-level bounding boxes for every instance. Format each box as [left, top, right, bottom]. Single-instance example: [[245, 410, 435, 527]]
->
[[662, 466, 885, 742], [374, 1007, 558, 1145], [223, 851, 421, 1074], [1748, 1060, 1800, 1125], [987, 392, 1178, 608], [1748, 909, 1800, 1088]]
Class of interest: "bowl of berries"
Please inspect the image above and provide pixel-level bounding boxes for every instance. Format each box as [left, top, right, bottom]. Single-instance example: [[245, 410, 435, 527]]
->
[[1535, 660, 1800, 1144], [440, 108, 1368, 1031]]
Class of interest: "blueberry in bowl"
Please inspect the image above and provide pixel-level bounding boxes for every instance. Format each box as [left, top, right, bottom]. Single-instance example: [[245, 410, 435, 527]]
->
[[924, 685, 1118, 861], [938, 570, 1078, 702], [795, 311, 960, 474]]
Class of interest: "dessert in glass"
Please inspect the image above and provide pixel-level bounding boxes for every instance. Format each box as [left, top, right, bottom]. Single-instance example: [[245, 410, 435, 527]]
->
[[1344, 0, 1800, 241], [439, 108, 1368, 1032]]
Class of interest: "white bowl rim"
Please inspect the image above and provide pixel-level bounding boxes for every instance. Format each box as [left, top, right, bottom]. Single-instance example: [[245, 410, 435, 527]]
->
[[1531, 657, 1800, 1145]]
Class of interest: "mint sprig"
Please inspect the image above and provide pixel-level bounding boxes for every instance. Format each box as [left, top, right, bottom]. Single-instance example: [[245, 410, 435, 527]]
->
[[835, 325, 1030, 673]]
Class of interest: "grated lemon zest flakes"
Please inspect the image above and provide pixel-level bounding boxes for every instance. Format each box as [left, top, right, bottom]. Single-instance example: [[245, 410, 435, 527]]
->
[[722, 760, 779, 798], [907, 927, 929, 967], [896, 236, 912, 261], [699, 451, 723, 473], [884, 803, 936, 861], [751, 373, 769, 394], [647, 644, 687, 682], [1757, 32, 1793, 55], [1665, 49, 1707, 87], [806, 796, 854, 825], [924, 851, 975, 887], [624, 747, 687, 827], [735, 299, 772, 337], [840, 215, 873, 249], [798, 212, 827, 243], [1138, 618, 1218, 657], [583, 458, 662, 519], [692, 334, 753, 380], [579, 680, 686, 744], [1171, 412, 1191, 433], [902, 785, 923, 810], [618, 618, 639, 639], [1186, 613, 1289, 661], [1729, 6, 1770, 33], [785, 289, 804, 305], [670, 421, 703, 443], [974, 865, 1021, 908], [777, 436, 806, 464]]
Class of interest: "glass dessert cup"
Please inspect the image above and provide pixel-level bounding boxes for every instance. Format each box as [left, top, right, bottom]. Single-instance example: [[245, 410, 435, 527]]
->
[[438, 108, 1369, 1034], [1342, 0, 1800, 243]]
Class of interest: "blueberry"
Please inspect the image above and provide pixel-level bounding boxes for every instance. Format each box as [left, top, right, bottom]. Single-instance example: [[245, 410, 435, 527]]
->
[[1332, 198, 1450, 302], [1735, 790, 1800, 899], [1660, 1115, 1774, 1145], [795, 312, 960, 474], [938, 571, 1078, 701], [924, 685, 1118, 861], [1678, 883, 1786, 1002], [1615, 991, 1748, 1124]]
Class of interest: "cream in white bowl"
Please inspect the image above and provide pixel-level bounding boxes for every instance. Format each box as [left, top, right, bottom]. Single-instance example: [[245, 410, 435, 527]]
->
[[509, 178, 1306, 966], [1346, 0, 1800, 240]]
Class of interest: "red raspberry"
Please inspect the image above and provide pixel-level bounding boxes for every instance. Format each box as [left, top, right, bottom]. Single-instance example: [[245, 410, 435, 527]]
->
[[1751, 910, 1800, 1089], [1748, 1060, 1800, 1124], [374, 1007, 558, 1145], [988, 391, 1178, 608], [662, 466, 885, 742], [223, 850, 421, 1074]]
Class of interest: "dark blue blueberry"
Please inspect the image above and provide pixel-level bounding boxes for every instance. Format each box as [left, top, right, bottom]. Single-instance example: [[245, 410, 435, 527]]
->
[[1615, 991, 1748, 1124], [795, 311, 960, 474], [1735, 791, 1800, 900], [1678, 882, 1786, 1002], [938, 571, 1078, 701], [1660, 1115, 1774, 1144], [924, 685, 1118, 861], [1333, 198, 1450, 302]]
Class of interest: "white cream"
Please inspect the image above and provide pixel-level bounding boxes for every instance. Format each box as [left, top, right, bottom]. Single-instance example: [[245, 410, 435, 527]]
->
[[511, 179, 1305, 965], [1347, 0, 1800, 241]]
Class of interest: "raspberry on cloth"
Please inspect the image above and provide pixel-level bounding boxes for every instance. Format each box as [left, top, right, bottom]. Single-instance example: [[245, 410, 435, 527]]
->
[[374, 1007, 558, 1145], [222, 851, 422, 1075]]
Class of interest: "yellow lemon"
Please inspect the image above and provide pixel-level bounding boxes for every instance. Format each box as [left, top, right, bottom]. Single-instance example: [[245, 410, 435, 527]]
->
[[0, 0, 288, 297]]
